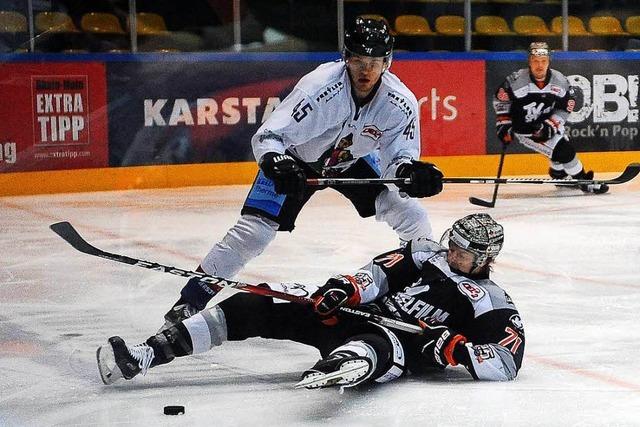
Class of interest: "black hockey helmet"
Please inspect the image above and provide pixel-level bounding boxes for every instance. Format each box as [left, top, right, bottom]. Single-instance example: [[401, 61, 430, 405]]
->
[[343, 17, 394, 60], [442, 213, 504, 268]]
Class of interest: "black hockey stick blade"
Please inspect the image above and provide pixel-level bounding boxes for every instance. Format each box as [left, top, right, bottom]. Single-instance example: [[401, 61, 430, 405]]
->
[[468, 196, 496, 208], [49, 222, 423, 334], [606, 162, 640, 184], [50, 221, 104, 256]]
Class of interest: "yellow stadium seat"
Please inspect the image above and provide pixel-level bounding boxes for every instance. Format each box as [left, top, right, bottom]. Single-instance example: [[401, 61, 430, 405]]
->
[[131, 12, 168, 35], [0, 11, 27, 33], [513, 15, 552, 35], [550, 16, 590, 35], [435, 15, 465, 35], [35, 12, 79, 33], [475, 16, 515, 35], [395, 15, 435, 35], [625, 16, 640, 36], [81, 12, 125, 34], [588, 16, 628, 36]]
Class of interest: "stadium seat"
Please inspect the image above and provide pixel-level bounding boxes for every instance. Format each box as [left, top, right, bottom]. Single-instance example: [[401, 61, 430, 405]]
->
[[435, 15, 465, 35], [0, 11, 28, 52], [395, 15, 435, 35], [625, 16, 640, 36], [131, 12, 168, 35], [0, 11, 27, 32], [35, 12, 84, 52], [513, 15, 552, 35], [35, 12, 79, 33], [81, 12, 125, 34], [588, 16, 628, 36], [550, 16, 590, 35], [475, 16, 515, 35]]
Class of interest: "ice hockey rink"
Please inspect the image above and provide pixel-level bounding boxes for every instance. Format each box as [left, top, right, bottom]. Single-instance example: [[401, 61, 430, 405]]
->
[[2, 175, 640, 426]]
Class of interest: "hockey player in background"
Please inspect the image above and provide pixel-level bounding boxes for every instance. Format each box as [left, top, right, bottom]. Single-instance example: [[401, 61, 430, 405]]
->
[[158, 16, 444, 331], [494, 41, 608, 194], [97, 213, 524, 388]]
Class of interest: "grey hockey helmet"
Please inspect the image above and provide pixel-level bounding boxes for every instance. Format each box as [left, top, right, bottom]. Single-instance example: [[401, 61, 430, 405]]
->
[[344, 17, 394, 60], [444, 213, 504, 268], [528, 41, 550, 57]]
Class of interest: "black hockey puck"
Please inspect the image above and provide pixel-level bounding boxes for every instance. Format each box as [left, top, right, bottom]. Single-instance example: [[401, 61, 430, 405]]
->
[[164, 405, 185, 415]]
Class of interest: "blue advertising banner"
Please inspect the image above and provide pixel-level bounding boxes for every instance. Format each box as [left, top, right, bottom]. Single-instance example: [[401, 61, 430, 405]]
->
[[485, 57, 640, 154], [106, 57, 326, 166]]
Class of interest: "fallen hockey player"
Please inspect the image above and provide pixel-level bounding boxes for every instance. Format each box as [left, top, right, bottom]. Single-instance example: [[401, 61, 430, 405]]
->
[[97, 213, 525, 389]]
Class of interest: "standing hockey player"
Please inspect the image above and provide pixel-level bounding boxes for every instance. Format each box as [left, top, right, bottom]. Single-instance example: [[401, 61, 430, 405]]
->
[[97, 213, 524, 388], [159, 17, 444, 330], [494, 41, 608, 194]]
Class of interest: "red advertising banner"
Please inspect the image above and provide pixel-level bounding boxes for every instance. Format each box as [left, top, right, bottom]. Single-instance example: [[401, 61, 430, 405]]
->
[[393, 60, 486, 156], [0, 62, 108, 172]]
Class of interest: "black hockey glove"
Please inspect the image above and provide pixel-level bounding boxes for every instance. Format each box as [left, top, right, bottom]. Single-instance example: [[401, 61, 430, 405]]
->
[[531, 118, 559, 142], [496, 122, 513, 145], [311, 275, 361, 317], [416, 320, 467, 368], [260, 152, 306, 198], [396, 161, 443, 198]]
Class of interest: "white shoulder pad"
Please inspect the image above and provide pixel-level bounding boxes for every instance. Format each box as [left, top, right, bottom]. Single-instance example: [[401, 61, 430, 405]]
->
[[381, 73, 419, 121], [548, 69, 570, 96], [410, 238, 447, 268], [296, 61, 347, 103], [509, 69, 532, 98]]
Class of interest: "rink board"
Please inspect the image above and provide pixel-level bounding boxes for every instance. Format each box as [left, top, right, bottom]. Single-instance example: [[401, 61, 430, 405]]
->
[[1, 150, 637, 196]]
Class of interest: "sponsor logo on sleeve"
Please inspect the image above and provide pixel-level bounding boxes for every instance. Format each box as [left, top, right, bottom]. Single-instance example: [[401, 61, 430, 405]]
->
[[497, 87, 510, 101], [457, 281, 486, 301]]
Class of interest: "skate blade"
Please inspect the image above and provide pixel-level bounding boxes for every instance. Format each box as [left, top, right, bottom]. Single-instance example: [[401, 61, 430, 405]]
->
[[294, 359, 370, 389], [96, 344, 123, 385]]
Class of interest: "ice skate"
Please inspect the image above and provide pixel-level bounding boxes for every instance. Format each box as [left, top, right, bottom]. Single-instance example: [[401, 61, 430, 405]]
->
[[97, 336, 154, 385], [295, 353, 373, 389], [576, 170, 609, 194]]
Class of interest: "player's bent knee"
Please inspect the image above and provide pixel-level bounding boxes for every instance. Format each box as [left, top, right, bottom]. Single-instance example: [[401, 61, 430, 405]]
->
[[351, 326, 406, 384], [551, 138, 576, 164]]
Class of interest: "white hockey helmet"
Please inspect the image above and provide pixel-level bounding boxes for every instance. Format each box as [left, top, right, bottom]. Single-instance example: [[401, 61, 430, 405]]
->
[[528, 41, 550, 57], [442, 213, 504, 268]]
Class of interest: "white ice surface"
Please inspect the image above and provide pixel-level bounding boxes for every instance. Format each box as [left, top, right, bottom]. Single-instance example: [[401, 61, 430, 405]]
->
[[2, 175, 640, 426]]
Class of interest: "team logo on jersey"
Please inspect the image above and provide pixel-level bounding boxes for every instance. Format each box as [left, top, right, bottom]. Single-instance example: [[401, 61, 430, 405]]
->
[[354, 272, 374, 290], [458, 281, 486, 301], [324, 135, 354, 170], [523, 101, 545, 122], [497, 87, 510, 102], [361, 125, 383, 141], [550, 85, 562, 94], [509, 314, 524, 333], [473, 344, 496, 363]]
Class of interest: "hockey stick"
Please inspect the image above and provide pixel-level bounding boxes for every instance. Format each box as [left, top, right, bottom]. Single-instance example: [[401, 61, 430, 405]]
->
[[49, 222, 423, 334], [306, 162, 640, 187], [469, 145, 507, 208]]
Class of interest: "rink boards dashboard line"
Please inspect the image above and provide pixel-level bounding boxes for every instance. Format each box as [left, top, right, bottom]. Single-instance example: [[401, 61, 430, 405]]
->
[[1, 151, 638, 196]]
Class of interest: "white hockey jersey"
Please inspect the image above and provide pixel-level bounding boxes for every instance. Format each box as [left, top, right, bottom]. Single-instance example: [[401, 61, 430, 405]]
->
[[251, 60, 420, 178]]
